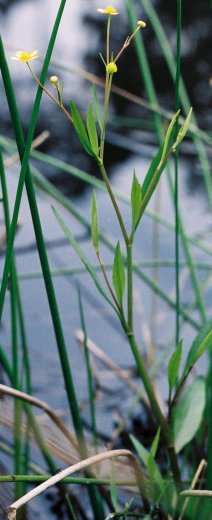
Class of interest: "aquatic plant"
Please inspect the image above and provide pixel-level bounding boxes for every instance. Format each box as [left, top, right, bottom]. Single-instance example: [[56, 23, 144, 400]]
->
[[0, 1, 211, 519]]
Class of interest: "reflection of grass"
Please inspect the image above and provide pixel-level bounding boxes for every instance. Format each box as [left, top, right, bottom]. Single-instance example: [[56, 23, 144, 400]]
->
[[0, 0, 211, 518]]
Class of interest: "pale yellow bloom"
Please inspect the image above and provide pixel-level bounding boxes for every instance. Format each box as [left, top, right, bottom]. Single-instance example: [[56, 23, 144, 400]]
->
[[50, 75, 59, 84], [11, 50, 39, 62], [137, 20, 146, 28], [106, 61, 118, 74], [97, 5, 118, 15]]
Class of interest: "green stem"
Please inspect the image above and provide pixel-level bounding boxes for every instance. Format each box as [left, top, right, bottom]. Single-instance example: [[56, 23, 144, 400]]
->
[[100, 73, 113, 161], [127, 243, 133, 330], [174, 0, 182, 345], [124, 328, 181, 487], [99, 162, 129, 244], [127, 0, 207, 326], [77, 286, 98, 448], [96, 251, 121, 311], [0, 0, 67, 318], [27, 62, 73, 124], [0, 148, 24, 503], [0, 23, 104, 520]]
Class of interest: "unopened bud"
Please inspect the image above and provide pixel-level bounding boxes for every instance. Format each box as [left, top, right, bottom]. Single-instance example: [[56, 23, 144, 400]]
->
[[50, 75, 59, 84]]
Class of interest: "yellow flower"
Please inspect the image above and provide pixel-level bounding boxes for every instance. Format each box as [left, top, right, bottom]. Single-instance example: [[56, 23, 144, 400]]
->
[[106, 61, 118, 74], [11, 50, 39, 62], [137, 20, 146, 28], [97, 5, 118, 15], [50, 75, 59, 84]]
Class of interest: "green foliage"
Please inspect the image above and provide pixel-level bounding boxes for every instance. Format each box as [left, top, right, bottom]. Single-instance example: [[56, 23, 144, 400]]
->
[[167, 339, 182, 391], [70, 100, 97, 158], [183, 320, 212, 376], [110, 461, 120, 513], [91, 190, 99, 252], [174, 107, 193, 149], [86, 104, 99, 156], [112, 241, 126, 306], [0, 2, 211, 518], [130, 432, 164, 495], [161, 109, 180, 162], [172, 377, 206, 453], [131, 171, 143, 233]]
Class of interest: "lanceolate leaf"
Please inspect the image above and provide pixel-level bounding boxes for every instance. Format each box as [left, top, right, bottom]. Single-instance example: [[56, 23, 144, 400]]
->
[[183, 320, 212, 376], [149, 427, 161, 460], [70, 100, 95, 157], [130, 433, 164, 493], [86, 104, 99, 157], [131, 171, 142, 233], [91, 191, 99, 252], [140, 110, 181, 218], [172, 377, 206, 453], [167, 339, 183, 391], [112, 241, 125, 305], [160, 109, 180, 162], [147, 428, 163, 490], [53, 207, 116, 312], [139, 145, 167, 218], [174, 107, 193, 149]]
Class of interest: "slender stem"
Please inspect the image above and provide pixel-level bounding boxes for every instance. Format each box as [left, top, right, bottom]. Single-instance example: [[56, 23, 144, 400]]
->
[[77, 288, 98, 448], [0, 149, 24, 503], [123, 328, 181, 487], [27, 63, 73, 124], [0, 0, 67, 318], [96, 251, 122, 312], [174, 0, 182, 345], [127, 242, 133, 330], [106, 15, 111, 65], [98, 162, 129, 244], [100, 73, 113, 161]]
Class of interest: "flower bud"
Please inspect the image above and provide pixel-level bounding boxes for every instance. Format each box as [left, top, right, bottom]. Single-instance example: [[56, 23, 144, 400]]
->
[[137, 20, 146, 28], [106, 61, 118, 74], [50, 75, 59, 84]]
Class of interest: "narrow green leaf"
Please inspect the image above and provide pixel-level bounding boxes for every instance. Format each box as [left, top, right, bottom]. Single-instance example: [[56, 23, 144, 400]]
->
[[174, 107, 193, 149], [130, 434, 149, 466], [140, 111, 181, 217], [147, 428, 163, 490], [86, 104, 99, 156], [172, 377, 206, 453], [149, 427, 161, 460], [112, 241, 125, 305], [140, 145, 168, 217], [110, 461, 120, 513], [91, 191, 99, 252], [161, 109, 180, 162], [70, 100, 95, 157], [183, 320, 212, 376], [167, 339, 183, 391], [92, 84, 103, 132], [131, 434, 164, 493], [131, 171, 142, 233], [52, 206, 116, 312]]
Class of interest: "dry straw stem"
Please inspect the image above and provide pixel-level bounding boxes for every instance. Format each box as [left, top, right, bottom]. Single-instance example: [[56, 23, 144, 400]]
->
[[75, 329, 140, 394], [3, 130, 50, 168], [0, 384, 78, 449], [179, 459, 207, 520], [7, 449, 144, 519]]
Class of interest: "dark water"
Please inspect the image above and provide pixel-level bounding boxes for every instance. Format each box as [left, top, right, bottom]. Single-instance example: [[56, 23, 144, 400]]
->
[[0, 1, 211, 519]]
